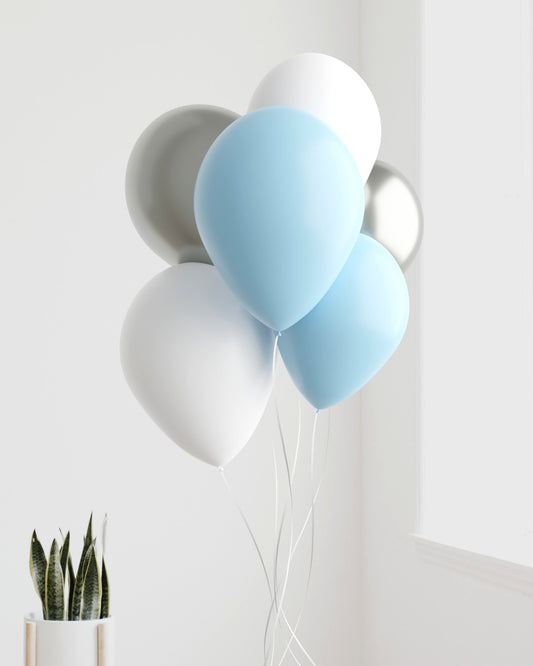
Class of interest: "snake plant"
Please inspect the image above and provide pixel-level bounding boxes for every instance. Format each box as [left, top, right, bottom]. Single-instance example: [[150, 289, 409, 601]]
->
[[30, 514, 110, 621]]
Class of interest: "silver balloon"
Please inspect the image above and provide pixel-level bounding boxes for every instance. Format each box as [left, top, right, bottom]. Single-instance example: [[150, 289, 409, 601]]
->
[[363, 161, 423, 270], [125, 105, 239, 265]]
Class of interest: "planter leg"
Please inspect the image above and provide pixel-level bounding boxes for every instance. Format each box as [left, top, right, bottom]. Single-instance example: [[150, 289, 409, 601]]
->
[[97, 622, 111, 666], [25, 621, 36, 666]]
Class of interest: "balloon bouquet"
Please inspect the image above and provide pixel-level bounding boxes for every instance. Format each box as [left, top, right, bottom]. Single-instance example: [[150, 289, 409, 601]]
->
[[121, 53, 422, 663]]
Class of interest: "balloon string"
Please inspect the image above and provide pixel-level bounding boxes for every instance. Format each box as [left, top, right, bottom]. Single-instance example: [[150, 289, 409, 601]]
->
[[278, 410, 330, 666], [265, 408, 331, 665], [264, 520, 308, 665], [264, 510, 297, 664], [294, 410, 329, 551], [220, 332, 327, 665], [269, 396, 301, 659], [268, 398, 296, 666], [273, 411, 321, 666], [220, 465, 301, 666], [272, 334, 280, 538], [220, 467, 304, 665], [291, 400, 302, 483], [272, 333, 280, 375], [269, 458, 302, 666], [218, 468, 273, 600], [279, 412, 320, 666], [220, 334, 302, 665], [273, 432, 280, 539]]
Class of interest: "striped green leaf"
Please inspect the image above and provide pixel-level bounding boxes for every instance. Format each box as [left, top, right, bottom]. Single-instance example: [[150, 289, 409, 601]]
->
[[31, 514, 109, 623], [71, 541, 95, 621], [45, 539, 65, 620], [67, 554, 76, 621], [29, 531, 47, 618], [69, 516, 94, 620], [100, 556, 110, 618], [81, 547, 101, 620], [59, 531, 70, 580], [85, 513, 93, 545]]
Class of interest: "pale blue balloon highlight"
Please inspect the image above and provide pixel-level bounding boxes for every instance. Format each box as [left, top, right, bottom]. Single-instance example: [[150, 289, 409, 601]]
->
[[279, 235, 409, 409], [194, 106, 365, 331]]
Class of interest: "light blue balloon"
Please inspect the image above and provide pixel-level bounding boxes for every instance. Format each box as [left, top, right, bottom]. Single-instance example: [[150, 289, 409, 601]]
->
[[279, 235, 409, 409], [194, 107, 364, 331]]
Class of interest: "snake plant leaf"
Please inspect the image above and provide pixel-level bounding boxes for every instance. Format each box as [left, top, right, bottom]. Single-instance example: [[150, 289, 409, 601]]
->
[[71, 540, 95, 620], [100, 556, 109, 618], [30, 531, 47, 618], [45, 539, 65, 621], [59, 531, 70, 580], [30, 514, 110, 622], [67, 554, 76, 621], [81, 546, 101, 620], [83, 539, 96, 579], [70, 521, 95, 619], [85, 513, 93, 545], [75, 526, 93, 587]]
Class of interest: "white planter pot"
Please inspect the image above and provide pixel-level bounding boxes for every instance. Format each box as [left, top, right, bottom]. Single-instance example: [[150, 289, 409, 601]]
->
[[24, 613, 114, 666]]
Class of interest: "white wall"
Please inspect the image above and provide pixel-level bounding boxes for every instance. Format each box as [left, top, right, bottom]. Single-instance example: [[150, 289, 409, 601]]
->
[[359, 1, 533, 664], [0, 1, 362, 664], [419, 0, 533, 564]]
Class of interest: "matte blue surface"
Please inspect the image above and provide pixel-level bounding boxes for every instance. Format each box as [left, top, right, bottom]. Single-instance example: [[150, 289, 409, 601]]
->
[[194, 107, 364, 331], [279, 235, 409, 409]]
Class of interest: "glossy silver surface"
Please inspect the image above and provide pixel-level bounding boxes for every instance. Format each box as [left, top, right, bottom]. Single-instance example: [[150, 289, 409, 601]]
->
[[125, 105, 239, 265], [363, 161, 423, 270]]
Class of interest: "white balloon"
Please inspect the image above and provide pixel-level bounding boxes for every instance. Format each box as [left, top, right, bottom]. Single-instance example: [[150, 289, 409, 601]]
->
[[120, 264, 275, 467], [248, 53, 381, 183]]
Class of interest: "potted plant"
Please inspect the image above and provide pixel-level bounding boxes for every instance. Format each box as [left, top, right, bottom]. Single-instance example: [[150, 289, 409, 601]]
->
[[24, 514, 114, 666]]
